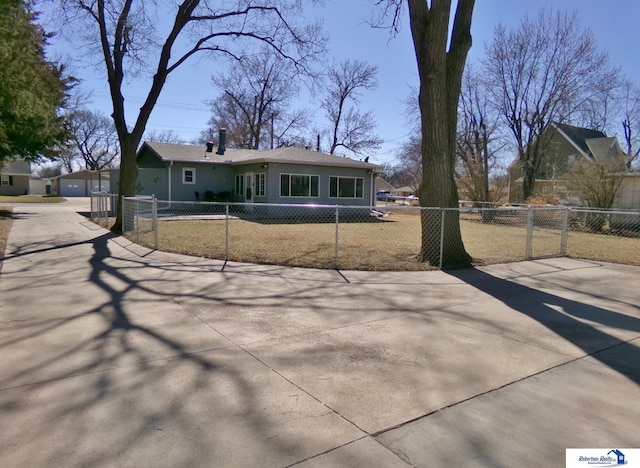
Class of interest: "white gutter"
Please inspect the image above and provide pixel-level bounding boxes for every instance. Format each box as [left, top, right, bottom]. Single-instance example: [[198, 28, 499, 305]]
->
[[370, 170, 375, 207]]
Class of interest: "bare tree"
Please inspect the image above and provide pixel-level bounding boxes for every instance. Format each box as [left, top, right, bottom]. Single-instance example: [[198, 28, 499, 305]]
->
[[456, 64, 501, 202], [484, 8, 620, 200], [67, 109, 120, 171], [568, 154, 627, 232], [569, 156, 626, 209], [620, 81, 640, 169], [144, 130, 186, 144], [393, 134, 422, 191], [56, 0, 324, 231], [206, 48, 310, 149], [376, 0, 475, 267], [34, 163, 64, 179], [321, 59, 383, 156]]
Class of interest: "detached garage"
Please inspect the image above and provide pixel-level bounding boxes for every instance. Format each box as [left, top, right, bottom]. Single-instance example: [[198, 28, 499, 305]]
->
[[51, 170, 110, 197]]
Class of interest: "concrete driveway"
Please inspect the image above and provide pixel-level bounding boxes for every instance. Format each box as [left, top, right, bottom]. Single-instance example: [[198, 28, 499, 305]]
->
[[0, 198, 639, 467]]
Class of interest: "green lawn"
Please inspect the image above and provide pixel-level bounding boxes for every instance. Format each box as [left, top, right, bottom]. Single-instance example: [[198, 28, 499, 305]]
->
[[0, 195, 66, 203]]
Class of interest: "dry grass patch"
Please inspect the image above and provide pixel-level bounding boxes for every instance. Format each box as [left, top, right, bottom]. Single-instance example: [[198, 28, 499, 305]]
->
[[567, 230, 640, 265], [124, 209, 640, 270]]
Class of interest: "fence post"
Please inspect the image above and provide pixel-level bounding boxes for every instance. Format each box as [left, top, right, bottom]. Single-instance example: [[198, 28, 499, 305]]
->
[[103, 193, 108, 227], [560, 208, 569, 256], [335, 205, 340, 269], [525, 206, 534, 260], [135, 199, 139, 243], [225, 203, 229, 261], [152, 196, 158, 249], [439, 209, 445, 269]]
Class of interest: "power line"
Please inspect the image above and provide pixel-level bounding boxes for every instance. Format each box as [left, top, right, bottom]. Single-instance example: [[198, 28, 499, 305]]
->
[[90, 91, 210, 112]]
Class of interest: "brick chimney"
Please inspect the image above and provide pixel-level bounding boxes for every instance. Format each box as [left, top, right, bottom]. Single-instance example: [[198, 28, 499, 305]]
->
[[216, 128, 226, 155]]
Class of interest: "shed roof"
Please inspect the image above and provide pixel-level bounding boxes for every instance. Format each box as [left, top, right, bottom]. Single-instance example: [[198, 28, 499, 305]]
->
[[51, 169, 110, 180]]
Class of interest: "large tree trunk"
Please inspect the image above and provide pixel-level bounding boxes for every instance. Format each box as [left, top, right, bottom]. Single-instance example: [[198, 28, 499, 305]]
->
[[409, 0, 474, 268], [111, 135, 139, 232]]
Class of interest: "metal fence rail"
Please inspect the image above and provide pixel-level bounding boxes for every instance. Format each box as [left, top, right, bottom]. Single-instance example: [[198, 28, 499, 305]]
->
[[108, 197, 640, 270]]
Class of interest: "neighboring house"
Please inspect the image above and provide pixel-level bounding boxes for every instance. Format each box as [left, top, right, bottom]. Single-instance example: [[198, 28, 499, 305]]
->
[[391, 186, 416, 198], [51, 170, 110, 197], [508, 122, 627, 204], [375, 177, 395, 192], [615, 172, 640, 210], [134, 140, 382, 206], [0, 159, 31, 196]]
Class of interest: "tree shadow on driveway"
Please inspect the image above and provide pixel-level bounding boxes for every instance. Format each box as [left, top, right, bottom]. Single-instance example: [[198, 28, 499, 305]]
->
[[445, 267, 640, 384], [0, 232, 358, 467]]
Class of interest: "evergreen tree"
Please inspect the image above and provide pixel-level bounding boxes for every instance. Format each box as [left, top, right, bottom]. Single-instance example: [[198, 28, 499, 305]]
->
[[0, 0, 69, 162]]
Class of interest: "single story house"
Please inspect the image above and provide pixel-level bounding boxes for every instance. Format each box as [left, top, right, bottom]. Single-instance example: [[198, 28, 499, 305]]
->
[[133, 139, 382, 206], [51, 170, 111, 197], [391, 185, 416, 198], [0, 159, 30, 196]]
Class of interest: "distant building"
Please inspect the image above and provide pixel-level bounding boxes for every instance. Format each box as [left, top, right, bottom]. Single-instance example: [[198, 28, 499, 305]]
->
[[0, 159, 31, 196], [508, 122, 629, 205]]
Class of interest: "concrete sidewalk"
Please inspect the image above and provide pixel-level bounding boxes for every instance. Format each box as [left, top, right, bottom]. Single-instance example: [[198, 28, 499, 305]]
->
[[0, 199, 638, 467]]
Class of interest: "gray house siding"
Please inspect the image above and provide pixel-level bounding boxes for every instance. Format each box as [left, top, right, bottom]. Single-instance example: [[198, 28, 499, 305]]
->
[[135, 142, 381, 206], [252, 163, 374, 206], [169, 162, 235, 201], [137, 168, 169, 199]]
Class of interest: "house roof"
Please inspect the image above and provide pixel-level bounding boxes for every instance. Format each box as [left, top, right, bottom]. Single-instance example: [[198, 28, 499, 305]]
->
[[553, 122, 607, 156], [584, 137, 622, 160], [392, 185, 415, 194], [51, 169, 110, 180], [0, 159, 30, 175], [140, 141, 381, 170], [375, 177, 395, 191], [143, 141, 257, 163]]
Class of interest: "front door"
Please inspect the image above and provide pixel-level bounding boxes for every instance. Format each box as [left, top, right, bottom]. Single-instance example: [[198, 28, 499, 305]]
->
[[245, 172, 254, 204]]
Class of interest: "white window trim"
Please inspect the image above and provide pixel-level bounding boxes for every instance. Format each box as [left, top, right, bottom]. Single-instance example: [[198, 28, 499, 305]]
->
[[255, 172, 266, 197], [329, 176, 364, 199], [235, 174, 245, 196], [182, 167, 196, 185]]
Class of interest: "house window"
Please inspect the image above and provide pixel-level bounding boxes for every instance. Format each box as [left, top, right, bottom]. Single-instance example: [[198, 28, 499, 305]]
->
[[1, 175, 11, 186], [255, 173, 266, 197], [234, 174, 244, 196], [329, 176, 364, 198], [182, 167, 195, 184], [280, 174, 319, 197]]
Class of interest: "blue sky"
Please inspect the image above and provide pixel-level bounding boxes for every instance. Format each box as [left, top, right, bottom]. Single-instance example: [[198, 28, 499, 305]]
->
[[45, 0, 640, 165]]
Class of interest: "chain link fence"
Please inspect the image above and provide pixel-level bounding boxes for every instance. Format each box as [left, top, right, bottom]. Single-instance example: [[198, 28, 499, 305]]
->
[[90, 192, 118, 228], [90, 194, 640, 270]]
